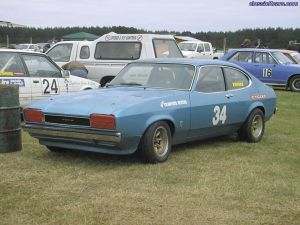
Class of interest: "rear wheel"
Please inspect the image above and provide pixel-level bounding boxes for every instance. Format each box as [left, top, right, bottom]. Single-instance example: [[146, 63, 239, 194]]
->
[[289, 75, 300, 92], [238, 108, 265, 143], [139, 121, 171, 163]]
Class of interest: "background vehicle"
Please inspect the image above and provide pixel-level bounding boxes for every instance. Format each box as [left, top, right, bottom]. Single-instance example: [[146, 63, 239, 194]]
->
[[221, 48, 300, 92], [280, 49, 300, 64], [16, 44, 43, 52], [23, 59, 276, 163], [46, 33, 183, 86], [0, 49, 99, 106], [178, 41, 223, 59]]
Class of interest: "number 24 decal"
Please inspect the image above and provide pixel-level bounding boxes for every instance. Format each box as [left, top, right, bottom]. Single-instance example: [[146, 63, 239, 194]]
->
[[42, 79, 59, 94], [212, 105, 227, 125]]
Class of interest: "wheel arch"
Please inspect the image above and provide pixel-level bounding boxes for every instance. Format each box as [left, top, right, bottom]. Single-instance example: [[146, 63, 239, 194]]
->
[[247, 102, 265, 117], [100, 76, 115, 87], [143, 115, 176, 137], [286, 74, 300, 89]]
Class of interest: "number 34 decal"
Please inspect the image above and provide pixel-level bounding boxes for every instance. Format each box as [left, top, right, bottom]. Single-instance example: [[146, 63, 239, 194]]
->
[[212, 105, 227, 125], [42, 78, 59, 95]]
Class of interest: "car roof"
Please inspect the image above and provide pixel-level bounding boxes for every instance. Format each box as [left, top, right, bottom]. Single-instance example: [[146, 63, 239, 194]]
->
[[133, 58, 241, 67], [0, 48, 45, 55], [230, 48, 283, 53]]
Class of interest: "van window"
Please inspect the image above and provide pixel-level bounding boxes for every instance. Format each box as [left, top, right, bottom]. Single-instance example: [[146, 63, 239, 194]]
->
[[47, 43, 73, 62], [0, 52, 26, 77], [80, 46, 90, 59], [95, 42, 141, 60], [153, 39, 183, 58], [204, 43, 211, 52]]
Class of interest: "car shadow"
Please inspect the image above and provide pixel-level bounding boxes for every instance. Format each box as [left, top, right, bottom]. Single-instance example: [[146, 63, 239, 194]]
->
[[38, 134, 239, 165]]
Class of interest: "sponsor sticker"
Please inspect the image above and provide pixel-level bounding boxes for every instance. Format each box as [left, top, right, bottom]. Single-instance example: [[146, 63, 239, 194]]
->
[[160, 100, 188, 108], [250, 94, 267, 100], [0, 78, 25, 86], [232, 82, 244, 87], [105, 35, 143, 41]]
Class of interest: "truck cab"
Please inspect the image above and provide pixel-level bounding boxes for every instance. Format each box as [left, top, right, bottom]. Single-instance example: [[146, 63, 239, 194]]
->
[[46, 34, 183, 86], [178, 41, 221, 59]]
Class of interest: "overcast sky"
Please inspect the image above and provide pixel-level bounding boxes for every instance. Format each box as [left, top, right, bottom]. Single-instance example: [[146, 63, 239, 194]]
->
[[2, 0, 299, 32]]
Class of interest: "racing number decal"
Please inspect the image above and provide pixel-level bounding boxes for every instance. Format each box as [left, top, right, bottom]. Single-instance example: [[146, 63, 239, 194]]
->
[[212, 105, 227, 125], [263, 68, 272, 78], [42, 78, 59, 94]]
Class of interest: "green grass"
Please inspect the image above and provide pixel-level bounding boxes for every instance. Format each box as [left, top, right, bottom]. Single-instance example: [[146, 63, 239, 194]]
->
[[1, 90, 300, 225]]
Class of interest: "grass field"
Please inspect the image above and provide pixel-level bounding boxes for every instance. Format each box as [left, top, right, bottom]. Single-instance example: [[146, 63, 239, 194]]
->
[[0, 90, 299, 225]]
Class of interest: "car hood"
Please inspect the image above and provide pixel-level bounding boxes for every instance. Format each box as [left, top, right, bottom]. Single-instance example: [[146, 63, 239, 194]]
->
[[27, 87, 189, 116]]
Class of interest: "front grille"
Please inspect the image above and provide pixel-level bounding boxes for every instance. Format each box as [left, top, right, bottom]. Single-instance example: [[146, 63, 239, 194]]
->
[[45, 115, 90, 126]]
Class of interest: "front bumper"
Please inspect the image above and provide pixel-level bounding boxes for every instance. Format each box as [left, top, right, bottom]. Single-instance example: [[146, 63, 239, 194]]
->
[[23, 124, 121, 143]]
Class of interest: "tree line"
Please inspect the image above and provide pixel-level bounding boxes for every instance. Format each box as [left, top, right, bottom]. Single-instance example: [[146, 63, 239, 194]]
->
[[0, 26, 299, 49]]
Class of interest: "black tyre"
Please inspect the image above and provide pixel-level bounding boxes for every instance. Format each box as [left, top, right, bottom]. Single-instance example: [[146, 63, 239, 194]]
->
[[46, 146, 67, 153], [238, 108, 265, 143], [139, 121, 171, 163], [289, 75, 300, 92]]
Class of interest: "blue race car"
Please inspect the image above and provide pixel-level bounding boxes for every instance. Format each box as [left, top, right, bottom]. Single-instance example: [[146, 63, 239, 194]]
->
[[220, 48, 300, 92], [23, 59, 276, 163]]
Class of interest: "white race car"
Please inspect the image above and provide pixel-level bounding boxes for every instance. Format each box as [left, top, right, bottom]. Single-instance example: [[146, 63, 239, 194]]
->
[[0, 49, 99, 107]]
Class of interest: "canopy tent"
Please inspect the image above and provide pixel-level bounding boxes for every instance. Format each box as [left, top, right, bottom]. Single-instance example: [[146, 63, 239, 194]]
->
[[62, 32, 99, 41]]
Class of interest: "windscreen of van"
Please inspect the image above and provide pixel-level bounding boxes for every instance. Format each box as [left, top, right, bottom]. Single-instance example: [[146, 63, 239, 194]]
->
[[94, 42, 142, 60], [153, 39, 183, 58]]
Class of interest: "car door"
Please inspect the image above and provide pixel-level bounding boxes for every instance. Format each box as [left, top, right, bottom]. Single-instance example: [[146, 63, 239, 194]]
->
[[251, 51, 282, 84], [0, 52, 31, 106], [21, 54, 67, 102], [189, 66, 233, 140]]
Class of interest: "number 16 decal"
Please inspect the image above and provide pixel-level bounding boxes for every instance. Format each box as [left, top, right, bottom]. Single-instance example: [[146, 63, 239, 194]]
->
[[212, 105, 227, 125]]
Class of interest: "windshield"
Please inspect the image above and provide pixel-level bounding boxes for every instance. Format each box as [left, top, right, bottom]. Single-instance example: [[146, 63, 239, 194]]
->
[[178, 43, 197, 51], [16, 44, 29, 50], [271, 51, 295, 64], [291, 52, 300, 63], [109, 63, 195, 90]]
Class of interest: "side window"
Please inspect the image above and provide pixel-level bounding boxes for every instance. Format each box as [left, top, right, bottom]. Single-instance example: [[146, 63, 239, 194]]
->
[[204, 43, 211, 52], [196, 66, 225, 93], [80, 46, 90, 59], [22, 54, 61, 78], [254, 52, 276, 64], [229, 51, 253, 63], [153, 39, 183, 58], [197, 44, 204, 53], [0, 52, 26, 76], [47, 44, 73, 62], [223, 67, 250, 90]]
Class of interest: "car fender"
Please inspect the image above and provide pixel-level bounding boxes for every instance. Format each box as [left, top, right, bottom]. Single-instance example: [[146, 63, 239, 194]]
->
[[247, 101, 265, 117], [143, 114, 176, 135], [79, 85, 93, 91]]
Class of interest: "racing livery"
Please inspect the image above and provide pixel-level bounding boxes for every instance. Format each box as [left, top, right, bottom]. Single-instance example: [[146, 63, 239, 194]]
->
[[23, 59, 276, 163], [220, 48, 300, 92], [0, 49, 99, 106]]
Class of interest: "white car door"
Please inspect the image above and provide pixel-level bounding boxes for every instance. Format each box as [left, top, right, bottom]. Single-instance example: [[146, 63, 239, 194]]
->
[[21, 54, 68, 102], [0, 52, 31, 106]]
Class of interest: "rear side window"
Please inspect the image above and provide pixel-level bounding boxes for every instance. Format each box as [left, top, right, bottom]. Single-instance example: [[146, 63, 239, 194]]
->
[[196, 66, 225, 93], [223, 67, 250, 90], [80, 46, 90, 59], [153, 39, 183, 58], [0, 52, 26, 77], [229, 51, 253, 63], [47, 43, 73, 62], [95, 42, 141, 60], [197, 44, 204, 53]]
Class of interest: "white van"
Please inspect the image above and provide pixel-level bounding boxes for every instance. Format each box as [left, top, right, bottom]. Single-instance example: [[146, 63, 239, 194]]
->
[[178, 41, 223, 59], [46, 33, 183, 85]]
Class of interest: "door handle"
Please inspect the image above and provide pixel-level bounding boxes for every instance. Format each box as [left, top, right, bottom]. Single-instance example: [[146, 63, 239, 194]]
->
[[33, 80, 40, 83], [225, 94, 233, 99]]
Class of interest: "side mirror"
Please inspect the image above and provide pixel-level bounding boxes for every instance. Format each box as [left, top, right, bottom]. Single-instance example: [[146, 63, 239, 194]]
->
[[62, 70, 70, 78]]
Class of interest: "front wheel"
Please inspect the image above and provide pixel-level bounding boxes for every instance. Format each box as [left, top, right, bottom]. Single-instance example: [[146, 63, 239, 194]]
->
[[238, 109, 265, 143], [139, 121, 171, 163], [289, 75, 300, 92]]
